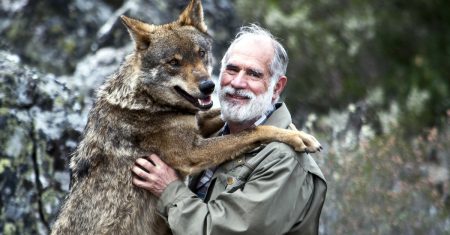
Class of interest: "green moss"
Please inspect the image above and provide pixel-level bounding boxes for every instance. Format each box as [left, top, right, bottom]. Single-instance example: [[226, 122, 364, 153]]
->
[[53, 96, 65, 108], [0, 107, 9, 115], [50, 24, 63, 34], [6, 21, 24, 41], [0, 159, 11, 173], [3, 222, 17, 235], [63, 38, 77, 54]]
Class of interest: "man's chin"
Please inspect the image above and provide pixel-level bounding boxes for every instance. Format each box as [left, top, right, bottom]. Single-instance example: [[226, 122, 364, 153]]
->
[[221, 104, 257, 123], [219, 91, 273, 123]]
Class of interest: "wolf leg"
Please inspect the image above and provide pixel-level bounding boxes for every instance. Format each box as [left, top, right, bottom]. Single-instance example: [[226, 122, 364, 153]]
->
[[174, 125, 321, 175]]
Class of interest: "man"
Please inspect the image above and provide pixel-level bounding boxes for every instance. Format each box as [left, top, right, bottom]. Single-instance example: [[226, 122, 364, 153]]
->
[[132, 24, 327, 235]]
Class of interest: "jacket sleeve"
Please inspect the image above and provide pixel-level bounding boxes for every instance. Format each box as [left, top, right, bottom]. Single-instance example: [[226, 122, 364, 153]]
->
[[157, 150, 315, 235]]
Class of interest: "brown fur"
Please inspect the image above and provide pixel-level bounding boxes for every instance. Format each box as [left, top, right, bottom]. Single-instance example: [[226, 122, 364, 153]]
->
[[51, 0, 321, 234]]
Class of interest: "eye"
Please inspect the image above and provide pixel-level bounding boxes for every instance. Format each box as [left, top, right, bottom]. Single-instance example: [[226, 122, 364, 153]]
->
[[199, 50, 206, 58], [168, 58, 180, 66], [226, 64, 238, 72], [247, 69, 263, 79], [249, 71, 262, 78]]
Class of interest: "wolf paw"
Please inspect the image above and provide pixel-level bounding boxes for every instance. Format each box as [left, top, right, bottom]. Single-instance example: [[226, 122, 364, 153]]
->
[[298, 131, 322, 153], [286, 131, 322, 153]]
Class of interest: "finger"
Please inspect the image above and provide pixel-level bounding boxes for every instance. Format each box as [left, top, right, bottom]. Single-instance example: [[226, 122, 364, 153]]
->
[[148, 154, 166, 168], [132, 176, 152, 190], [136, 158, 155, 171], [131, 165, 151, 180]]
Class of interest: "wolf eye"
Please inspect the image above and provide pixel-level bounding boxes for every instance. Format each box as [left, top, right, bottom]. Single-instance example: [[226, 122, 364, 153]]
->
[[199, 50, 206, 58], [168, 58, 180, 66]]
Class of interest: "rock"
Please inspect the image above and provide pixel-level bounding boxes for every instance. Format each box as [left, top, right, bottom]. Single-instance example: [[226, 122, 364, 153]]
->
[[0, 0, 115, 75], [0, 51, 82, 234]]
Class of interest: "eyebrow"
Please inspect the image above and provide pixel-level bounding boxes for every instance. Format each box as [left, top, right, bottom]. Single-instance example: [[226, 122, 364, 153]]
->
[[226, 64, 239, 70], [226, 63, 264, 77], [246, 68, 263, 78]]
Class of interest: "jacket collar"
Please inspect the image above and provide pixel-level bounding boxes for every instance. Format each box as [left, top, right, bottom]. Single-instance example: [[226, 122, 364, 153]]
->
[[264, 102, 292, 129]]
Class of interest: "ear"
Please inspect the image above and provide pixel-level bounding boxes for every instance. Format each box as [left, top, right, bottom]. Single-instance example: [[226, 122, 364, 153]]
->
[[272, 76, 287, 103], [178, 0, 207, 33], [120, 15, 155, 50]]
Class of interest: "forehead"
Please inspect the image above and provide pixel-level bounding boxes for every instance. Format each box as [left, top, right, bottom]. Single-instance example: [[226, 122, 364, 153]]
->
[[150, 27, 212, 57], [226, 37, 274, 73], [153, 27, 211, 48]]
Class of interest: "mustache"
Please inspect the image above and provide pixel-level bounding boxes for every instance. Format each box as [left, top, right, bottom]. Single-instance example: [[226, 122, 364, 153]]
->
[[220, 86, 255, 99]]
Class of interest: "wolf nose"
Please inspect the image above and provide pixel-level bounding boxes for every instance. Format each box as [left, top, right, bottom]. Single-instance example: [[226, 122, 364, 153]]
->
[[199, 80, 215, 95]]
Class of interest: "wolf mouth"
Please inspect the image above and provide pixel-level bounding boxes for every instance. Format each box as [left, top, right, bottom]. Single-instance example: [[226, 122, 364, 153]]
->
[[174, 86, 213, 110]]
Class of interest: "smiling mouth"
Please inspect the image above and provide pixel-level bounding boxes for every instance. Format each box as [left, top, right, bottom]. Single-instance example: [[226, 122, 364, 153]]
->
[[174, 86, 213, 110], [226, 93, 251, 100], [224, 93, 253, 104]]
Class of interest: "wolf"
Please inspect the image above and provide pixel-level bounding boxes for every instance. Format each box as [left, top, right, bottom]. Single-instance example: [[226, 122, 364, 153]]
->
[[50, 0, 321, 234]]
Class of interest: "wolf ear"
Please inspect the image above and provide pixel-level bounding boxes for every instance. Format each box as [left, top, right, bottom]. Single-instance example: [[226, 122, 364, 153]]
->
[[178, 0, 207, 33], [120, 15, 155, 50]]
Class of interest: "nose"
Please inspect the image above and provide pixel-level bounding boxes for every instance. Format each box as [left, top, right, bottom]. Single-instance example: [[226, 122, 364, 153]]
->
[[230, 71, 246, 89], [199, 80, 215, 95]]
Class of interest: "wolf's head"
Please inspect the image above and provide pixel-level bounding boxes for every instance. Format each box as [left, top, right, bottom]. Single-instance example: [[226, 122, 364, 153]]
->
[[101, 0, 214, 112]]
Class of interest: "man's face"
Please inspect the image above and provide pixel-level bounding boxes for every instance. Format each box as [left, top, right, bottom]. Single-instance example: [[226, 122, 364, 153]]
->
[[218, 37, 276, 123]]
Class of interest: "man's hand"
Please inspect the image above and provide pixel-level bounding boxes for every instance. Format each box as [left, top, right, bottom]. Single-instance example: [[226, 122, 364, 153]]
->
[[131, 154, 179, 197]]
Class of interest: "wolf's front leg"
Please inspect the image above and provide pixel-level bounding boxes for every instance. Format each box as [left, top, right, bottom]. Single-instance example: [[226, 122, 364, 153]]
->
[[175, 125, 321, 175]]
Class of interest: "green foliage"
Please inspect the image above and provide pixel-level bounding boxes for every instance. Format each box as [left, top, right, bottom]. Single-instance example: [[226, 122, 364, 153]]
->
[[235, 0, 449, 129]]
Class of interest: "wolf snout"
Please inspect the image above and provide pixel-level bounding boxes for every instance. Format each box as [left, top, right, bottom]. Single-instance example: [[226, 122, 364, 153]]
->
[[199, 80, 215, 95]]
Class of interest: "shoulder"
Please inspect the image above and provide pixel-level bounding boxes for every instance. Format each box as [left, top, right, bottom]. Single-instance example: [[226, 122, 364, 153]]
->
[[255, 142, 302, 167], [255, 142, 326, 182]]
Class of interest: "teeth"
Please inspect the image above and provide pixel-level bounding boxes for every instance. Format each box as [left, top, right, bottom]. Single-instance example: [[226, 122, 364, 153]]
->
[[198, 97, 212, 106]]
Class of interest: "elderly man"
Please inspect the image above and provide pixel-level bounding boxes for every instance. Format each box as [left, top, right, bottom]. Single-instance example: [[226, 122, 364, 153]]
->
[[132, 25, 327, 235]]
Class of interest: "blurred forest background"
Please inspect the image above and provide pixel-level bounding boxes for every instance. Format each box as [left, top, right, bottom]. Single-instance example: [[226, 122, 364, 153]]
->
[[0, 0, 449, 234]]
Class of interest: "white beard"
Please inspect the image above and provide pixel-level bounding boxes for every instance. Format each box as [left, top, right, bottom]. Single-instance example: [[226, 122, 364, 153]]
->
[[219, 83, 275, 123]]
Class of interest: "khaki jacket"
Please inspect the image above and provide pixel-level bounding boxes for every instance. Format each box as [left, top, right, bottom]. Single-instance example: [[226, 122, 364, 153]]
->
[[157, 103, 327, 235]]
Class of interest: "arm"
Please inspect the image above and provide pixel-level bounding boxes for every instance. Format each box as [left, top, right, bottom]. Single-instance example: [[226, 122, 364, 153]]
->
[[137, 150, 315, 235]]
